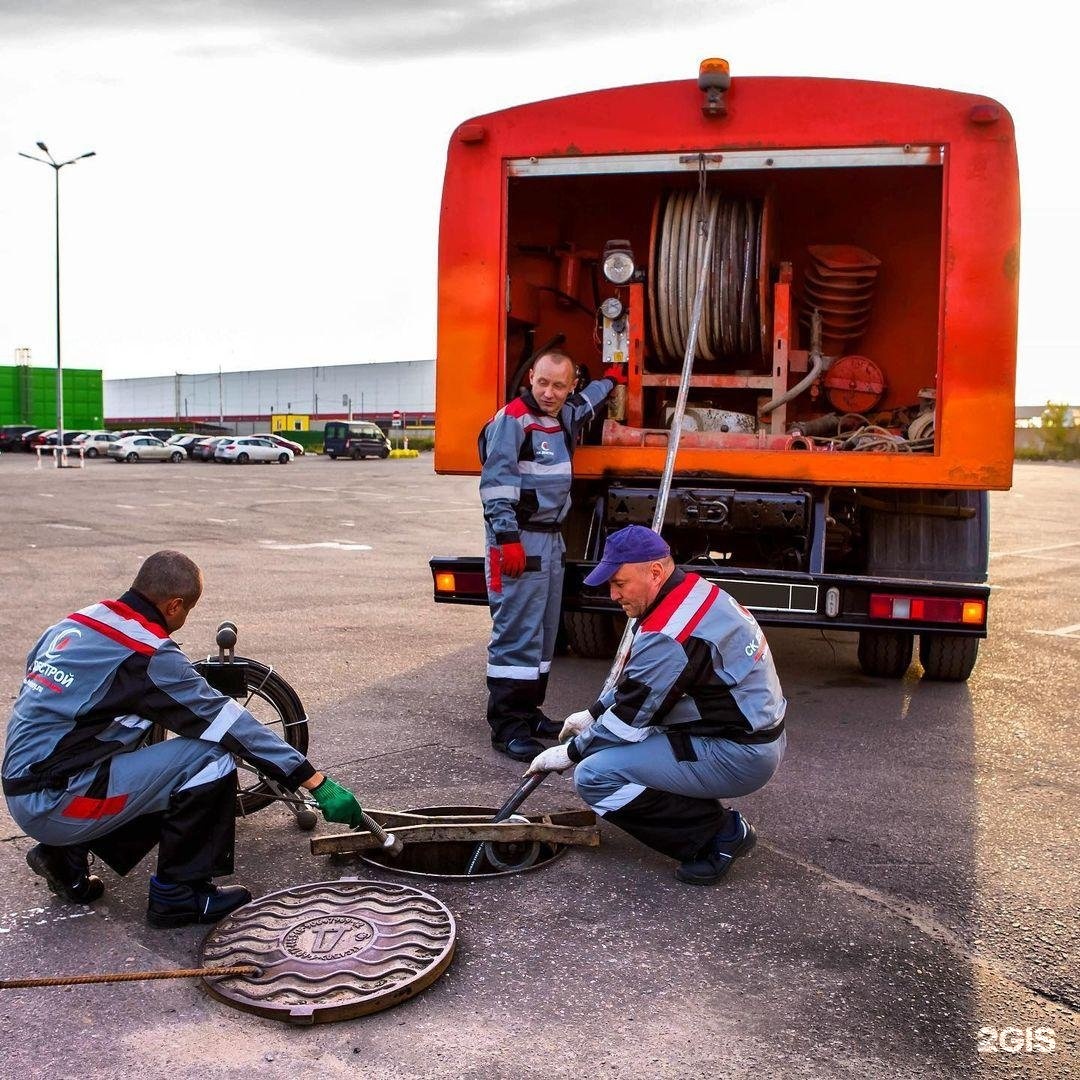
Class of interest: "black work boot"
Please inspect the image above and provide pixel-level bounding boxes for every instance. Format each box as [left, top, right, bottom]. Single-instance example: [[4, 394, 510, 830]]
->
[[26, 843, 105, 904], [529, 710, 561, 740], [147, 875, 252, 928], [675, 812, 757, 885], [490, 735, 546, 762]]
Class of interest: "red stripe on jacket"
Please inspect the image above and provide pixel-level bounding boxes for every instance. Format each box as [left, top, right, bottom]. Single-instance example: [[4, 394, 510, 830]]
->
[[69, 612, 157, 656], [675, 585, 720, 643], [640, 573, 700, 634], [101, 599, 168, 638], [504, 398, 532, 419], [62, 794, 129, 820]]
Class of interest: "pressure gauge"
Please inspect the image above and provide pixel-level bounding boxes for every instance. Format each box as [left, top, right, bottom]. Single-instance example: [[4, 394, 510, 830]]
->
[[600, 297, 623, 320]]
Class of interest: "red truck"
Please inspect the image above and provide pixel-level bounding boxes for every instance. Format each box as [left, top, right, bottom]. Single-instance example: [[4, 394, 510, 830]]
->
[[429, 61, 1019, 682]]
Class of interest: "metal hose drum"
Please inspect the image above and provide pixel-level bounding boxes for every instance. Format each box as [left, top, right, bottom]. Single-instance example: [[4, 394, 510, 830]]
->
[[648, 190, 771, 367]]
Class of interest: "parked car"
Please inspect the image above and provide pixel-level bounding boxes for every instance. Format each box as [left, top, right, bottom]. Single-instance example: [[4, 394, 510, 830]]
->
[[28, 429, 56, 450], [139, 428, 175, 442], [255, 432, 305, 456], [215, 436, 293, 464], [108, 435, 185, 463], [110, 430, 140, 439], [73, 431, 120, 457], [192, 436, 232, 461], [0, 425, 38, 451], [167, 434, 206, 458], [18, 429, 49, 451], [40, 430, 88, 448], [323, 421, 391, 460]]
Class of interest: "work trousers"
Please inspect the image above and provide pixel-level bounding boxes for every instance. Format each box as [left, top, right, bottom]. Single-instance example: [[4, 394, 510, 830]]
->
[[573, 728, 787, 861], [484, 528, 565, 742], [7, 735, 237, 884]]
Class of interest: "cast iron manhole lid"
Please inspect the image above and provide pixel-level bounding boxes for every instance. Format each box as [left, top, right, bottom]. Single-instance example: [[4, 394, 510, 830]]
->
[[199, 879, 456, 1024]]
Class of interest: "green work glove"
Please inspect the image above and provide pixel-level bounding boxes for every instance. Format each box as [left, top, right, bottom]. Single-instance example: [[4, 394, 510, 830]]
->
[[311, 776, 364, 829]]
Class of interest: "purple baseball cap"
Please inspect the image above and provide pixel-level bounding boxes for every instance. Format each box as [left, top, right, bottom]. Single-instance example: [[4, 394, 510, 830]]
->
[[584, 525, 671, 586]]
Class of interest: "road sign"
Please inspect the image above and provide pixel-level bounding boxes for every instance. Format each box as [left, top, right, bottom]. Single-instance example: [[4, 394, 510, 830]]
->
[[392, 409, 403, 429]]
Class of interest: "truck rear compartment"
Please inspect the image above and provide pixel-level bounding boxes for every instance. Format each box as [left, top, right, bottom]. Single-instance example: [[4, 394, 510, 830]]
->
[[505, 149, 944, 454]]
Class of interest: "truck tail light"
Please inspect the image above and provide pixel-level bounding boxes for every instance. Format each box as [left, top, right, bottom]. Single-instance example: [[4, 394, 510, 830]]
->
[[869, 593, 985, 625], [434, 570, 486, 597]]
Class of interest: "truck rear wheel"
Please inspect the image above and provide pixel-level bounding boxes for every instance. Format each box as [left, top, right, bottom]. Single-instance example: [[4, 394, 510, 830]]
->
[[563, 611, 621, 659], [857, 629, 914, 678], [919, 634, 979, 681]]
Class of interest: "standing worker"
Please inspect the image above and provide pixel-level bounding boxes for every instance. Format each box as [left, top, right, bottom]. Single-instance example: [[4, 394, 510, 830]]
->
[[3, 550, 365, 926], [527, 525, 787, 884], [479, 349, 623, 761]]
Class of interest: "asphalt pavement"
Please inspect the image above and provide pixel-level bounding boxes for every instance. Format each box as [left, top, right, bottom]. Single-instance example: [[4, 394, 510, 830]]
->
[[0, 451, 1075, 1078]]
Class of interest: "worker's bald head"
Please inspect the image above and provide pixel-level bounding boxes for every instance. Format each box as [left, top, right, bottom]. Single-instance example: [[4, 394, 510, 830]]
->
[[132, 550, 203, 608]]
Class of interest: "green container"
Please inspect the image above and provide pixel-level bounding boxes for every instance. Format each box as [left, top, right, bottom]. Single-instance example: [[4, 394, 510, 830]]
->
[[0, 365, 103, 429]]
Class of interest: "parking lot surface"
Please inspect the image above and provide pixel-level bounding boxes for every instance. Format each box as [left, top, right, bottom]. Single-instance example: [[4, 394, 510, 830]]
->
[[0, 453, 1076, 1078]]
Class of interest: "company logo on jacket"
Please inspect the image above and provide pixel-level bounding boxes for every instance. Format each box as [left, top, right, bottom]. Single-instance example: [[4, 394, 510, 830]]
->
[[534, 439, 555, 463], [44, 628, 82, 660]]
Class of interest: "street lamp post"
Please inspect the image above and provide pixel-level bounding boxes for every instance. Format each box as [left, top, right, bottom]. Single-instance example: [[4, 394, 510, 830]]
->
[[18, 142, 95, 467]]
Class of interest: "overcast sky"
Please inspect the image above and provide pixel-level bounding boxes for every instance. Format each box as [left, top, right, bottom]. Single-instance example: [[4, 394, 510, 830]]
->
[[0, 0, 1073, 404]]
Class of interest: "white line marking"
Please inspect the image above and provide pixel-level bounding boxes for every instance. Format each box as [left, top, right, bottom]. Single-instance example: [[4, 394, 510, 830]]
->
[[206, 518, 237, 524], [44, 523, 91, 531], [1026, 622, 1080, 639], [990, 540, 1080, 559], [115, 504, 137, 510], [258, 540, 373, 551]]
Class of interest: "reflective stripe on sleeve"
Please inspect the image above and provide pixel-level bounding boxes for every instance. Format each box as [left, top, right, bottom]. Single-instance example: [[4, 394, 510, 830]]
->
[[597, 713, 654, 743], [202, 697, 244, 742]]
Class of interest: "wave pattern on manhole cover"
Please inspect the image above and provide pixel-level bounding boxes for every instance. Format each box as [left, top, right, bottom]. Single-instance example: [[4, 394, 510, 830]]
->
[[199, 879, 456, 1024]]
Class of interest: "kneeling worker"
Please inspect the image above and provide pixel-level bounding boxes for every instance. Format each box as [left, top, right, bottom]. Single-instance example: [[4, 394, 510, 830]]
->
[[3, 550, 364, 926], [527, 526, 787, 884]]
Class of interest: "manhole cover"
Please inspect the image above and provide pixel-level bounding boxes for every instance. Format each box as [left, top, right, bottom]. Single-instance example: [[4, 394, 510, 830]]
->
[[199, 879, 456, 1024]]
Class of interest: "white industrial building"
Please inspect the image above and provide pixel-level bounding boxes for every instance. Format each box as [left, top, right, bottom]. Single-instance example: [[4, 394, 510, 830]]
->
[[105, 359, 434, 426]]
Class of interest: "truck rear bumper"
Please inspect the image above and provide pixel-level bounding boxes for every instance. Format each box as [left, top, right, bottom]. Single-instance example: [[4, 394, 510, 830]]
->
[[429, 557, 989, 637]]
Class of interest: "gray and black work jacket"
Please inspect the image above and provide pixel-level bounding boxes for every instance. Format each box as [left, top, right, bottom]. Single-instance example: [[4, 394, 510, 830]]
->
[[567, 570, 787, 762], [2, 590, 315, 802], [478, 380, 613, 544]]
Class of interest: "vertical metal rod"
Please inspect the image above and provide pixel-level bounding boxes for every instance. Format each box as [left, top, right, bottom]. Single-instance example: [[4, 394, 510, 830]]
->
[[602, 169, 715, 693], [54, 165, 63, 463]]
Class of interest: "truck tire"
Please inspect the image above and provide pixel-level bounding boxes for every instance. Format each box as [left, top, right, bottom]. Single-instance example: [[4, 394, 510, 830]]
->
[[919, 634, 979, 681], [857, 629, 914, 678], [563, 611, 621, 658]]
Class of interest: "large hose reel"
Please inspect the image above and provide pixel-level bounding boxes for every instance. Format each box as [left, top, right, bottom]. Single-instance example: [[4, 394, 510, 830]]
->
[[647, 190, 771, 367]]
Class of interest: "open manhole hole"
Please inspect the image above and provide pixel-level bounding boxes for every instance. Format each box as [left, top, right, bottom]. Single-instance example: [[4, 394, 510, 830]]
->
[[359, 805, 570, 879], [200, 879, 456, 1025]]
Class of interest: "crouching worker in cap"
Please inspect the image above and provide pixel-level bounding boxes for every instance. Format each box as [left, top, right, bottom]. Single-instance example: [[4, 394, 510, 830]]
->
[[3, 550, 364, 926], [527, 525, 787, 885]]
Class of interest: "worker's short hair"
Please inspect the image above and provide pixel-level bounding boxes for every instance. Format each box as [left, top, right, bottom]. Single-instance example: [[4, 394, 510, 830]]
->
[[531, 349, 576, 376], [131, 550, 203, 605]]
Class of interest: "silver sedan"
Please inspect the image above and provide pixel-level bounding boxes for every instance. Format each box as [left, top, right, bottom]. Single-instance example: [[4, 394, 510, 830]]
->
[[108, 435, 186, 463]]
